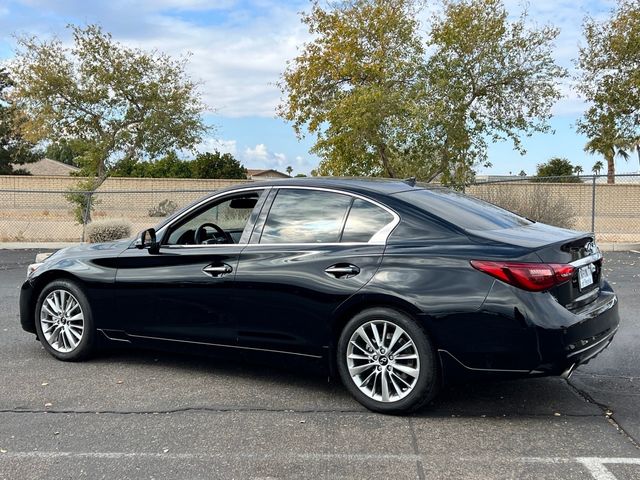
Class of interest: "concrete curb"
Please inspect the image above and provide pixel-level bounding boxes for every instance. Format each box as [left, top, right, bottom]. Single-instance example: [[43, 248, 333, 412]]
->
[[598, 243, 640, 252]]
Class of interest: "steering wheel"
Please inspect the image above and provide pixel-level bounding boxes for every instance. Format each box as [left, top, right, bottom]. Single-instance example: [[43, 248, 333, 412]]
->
[[194, 222, 232, 245]]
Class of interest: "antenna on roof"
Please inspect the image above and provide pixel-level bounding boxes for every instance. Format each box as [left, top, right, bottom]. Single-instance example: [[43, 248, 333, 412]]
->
[[402, 177, 416, 187]]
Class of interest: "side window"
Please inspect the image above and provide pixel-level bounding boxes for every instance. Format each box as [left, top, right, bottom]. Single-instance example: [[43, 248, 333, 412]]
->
[[341, 199, 395, 243], [260, 189, 352, 244], [165, 192, 260, 245]]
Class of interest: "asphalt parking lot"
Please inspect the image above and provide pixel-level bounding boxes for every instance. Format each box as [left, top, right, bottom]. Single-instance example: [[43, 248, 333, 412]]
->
[[0, 249, 638, 479]]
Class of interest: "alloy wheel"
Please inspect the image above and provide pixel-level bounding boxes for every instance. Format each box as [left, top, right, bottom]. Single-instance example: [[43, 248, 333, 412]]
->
[[39, 289, 85, 353], [346, 320, 420, 403]]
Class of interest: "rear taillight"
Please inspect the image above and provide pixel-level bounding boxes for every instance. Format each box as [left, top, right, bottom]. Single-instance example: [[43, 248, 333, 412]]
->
[[470, 260, 575, 292]]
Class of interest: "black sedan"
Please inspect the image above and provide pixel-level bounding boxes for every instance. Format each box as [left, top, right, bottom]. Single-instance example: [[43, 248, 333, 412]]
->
[[19, 178, 619, 413]]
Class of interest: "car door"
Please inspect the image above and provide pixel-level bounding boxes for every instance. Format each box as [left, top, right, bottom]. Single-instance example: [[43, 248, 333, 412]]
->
[[112, 187, 269, 346], [233, 187, 398, 357]]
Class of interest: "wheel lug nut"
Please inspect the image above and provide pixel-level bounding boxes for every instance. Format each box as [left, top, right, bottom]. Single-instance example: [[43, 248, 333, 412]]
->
[[380, 348, 386, 354], [373, 355, 377, 360], [377, 366, 382, 371]]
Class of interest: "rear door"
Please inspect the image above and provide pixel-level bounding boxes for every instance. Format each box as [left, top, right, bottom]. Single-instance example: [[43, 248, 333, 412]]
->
[[233, 187, 398, 357]]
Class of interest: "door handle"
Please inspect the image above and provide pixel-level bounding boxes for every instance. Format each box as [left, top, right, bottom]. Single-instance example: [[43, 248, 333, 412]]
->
[[203, 263, 233, 277], [324, 264, 360, 279]]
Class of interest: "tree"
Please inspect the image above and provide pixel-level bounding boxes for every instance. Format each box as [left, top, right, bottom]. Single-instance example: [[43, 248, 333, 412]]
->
[[0, 68, 40, 174], [45, 139, 90, 167], [518, 170, 527, 177], [576, 0, 640, 183], [574, 165, 584, 175], [10, 24, 209, 187], [278, 0, 427, 178], [422, 0, 566, 185], [279, 0, 566, 186], [190, 151, 247, 179], [535, 157, 581, 182], [592, 160, 604, 175], [286, 165, 293, 176]]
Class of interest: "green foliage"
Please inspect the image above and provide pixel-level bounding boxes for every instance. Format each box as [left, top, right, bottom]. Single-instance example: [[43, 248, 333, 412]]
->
[[65, 178, 101, 224], [279, 0, 565, 186], [190, 151, 247, 179], [278, 0, 427, 178], [592, 160, 604, 175], [10, 24, 209, 185], [0, 68, 40, 175], [534, 157, 581, 182], [424, 0, 566, 185], [111, 150, 247, 179], [44, 139, 89, 167], [576, 0, 640, 183]]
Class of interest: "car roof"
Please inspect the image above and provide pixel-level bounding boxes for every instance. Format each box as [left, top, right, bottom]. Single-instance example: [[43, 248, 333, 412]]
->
[[241, 177, 436, 196]]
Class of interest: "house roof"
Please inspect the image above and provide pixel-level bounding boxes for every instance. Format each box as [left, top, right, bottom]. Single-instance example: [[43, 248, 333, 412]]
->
[[246, 168, 290, 178], [12, 157, 80, 176]]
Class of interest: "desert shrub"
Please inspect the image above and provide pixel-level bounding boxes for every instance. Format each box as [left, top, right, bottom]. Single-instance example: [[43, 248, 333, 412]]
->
[[471, 184, 575, 229], [149, 199, 178, 217], [85, 219, 132, 243]]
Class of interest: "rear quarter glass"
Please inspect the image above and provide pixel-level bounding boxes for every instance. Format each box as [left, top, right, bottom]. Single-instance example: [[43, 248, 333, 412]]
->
[[394, 188, 532, 231]]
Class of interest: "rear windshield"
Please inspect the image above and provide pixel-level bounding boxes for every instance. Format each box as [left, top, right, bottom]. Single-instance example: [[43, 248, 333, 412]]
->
[[395, 188, 532, 231]]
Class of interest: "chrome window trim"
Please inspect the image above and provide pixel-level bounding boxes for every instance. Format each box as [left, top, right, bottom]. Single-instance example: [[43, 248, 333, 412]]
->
[[254, 185, 400, 246], [152, 184, 401, 249]]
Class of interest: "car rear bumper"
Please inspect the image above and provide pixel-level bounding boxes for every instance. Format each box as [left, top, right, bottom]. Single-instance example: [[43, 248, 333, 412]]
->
[[536, 288, 619, 376], [436, 281, 620, 381]]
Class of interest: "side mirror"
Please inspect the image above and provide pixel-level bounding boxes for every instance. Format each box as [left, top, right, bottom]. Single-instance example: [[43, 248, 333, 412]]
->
[[137, 228, 160, 254]]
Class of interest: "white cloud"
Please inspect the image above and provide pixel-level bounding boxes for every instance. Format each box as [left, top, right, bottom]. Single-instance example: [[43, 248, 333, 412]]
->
[[273, 152, 286, 166], [242, 143, 295, 171], [244, 143, 269, 161], [197, 137, 237, 156]]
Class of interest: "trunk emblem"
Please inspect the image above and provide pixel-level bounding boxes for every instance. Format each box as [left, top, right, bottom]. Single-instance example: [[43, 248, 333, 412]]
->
[[585, 241, 599, 256]]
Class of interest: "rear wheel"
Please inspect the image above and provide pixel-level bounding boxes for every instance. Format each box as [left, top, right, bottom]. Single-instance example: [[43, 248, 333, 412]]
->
[[337, 308, 439, 413], [35, 279, 96, 361]]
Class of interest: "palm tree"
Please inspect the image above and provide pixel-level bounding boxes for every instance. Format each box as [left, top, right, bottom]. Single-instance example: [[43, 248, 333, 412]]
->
[[574, 165, 584, 175], [286, 165, 293, 176], [592, 161, 604, 175], [585, 138, 633, 184]]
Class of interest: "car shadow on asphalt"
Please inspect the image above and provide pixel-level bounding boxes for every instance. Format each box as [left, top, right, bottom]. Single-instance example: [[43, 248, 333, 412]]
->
[[88, 345, 598, 418]]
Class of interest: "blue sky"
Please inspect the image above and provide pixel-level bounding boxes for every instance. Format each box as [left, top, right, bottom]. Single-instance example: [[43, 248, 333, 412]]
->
[[1, 0, 637, 176]]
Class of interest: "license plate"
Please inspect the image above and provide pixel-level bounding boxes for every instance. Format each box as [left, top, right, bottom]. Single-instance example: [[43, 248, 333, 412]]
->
[[578, 265, 594, 290]]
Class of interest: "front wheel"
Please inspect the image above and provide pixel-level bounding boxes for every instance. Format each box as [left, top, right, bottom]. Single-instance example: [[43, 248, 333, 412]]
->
[[337, 308, 439, 414], [35, 279, 96, 361]]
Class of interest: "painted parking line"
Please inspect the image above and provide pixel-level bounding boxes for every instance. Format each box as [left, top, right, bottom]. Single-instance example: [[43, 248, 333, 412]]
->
[[576, 457, 640, 480], [1, 451, 639, 479]]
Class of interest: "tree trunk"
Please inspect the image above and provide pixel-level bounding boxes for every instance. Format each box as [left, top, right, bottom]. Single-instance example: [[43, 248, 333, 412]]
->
[[606, 149, 615, 184], [378, 144, 396, 178]]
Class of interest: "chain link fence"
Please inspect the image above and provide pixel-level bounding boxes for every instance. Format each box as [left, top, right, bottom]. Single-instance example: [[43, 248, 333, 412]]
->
[[0, 187, 244, 242], [0, 174, 639, 243], [468, 174, 640, 243]]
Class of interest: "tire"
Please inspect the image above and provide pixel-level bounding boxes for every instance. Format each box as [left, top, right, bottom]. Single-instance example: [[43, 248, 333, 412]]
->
[[34, 279, 96, 361], [337, 307, 439, 414]]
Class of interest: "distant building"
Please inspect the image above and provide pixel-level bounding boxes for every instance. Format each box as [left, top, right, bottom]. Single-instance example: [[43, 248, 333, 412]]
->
[[11, 158, 80, 176], [246, 168, 290, 180]]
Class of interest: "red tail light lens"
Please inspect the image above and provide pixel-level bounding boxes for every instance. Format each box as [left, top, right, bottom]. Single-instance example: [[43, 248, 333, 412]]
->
[[470, 260, 576, 292]]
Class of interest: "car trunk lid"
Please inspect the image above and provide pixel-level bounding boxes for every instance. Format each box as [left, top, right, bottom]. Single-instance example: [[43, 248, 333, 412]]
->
[[468, 223, 602, 309]]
